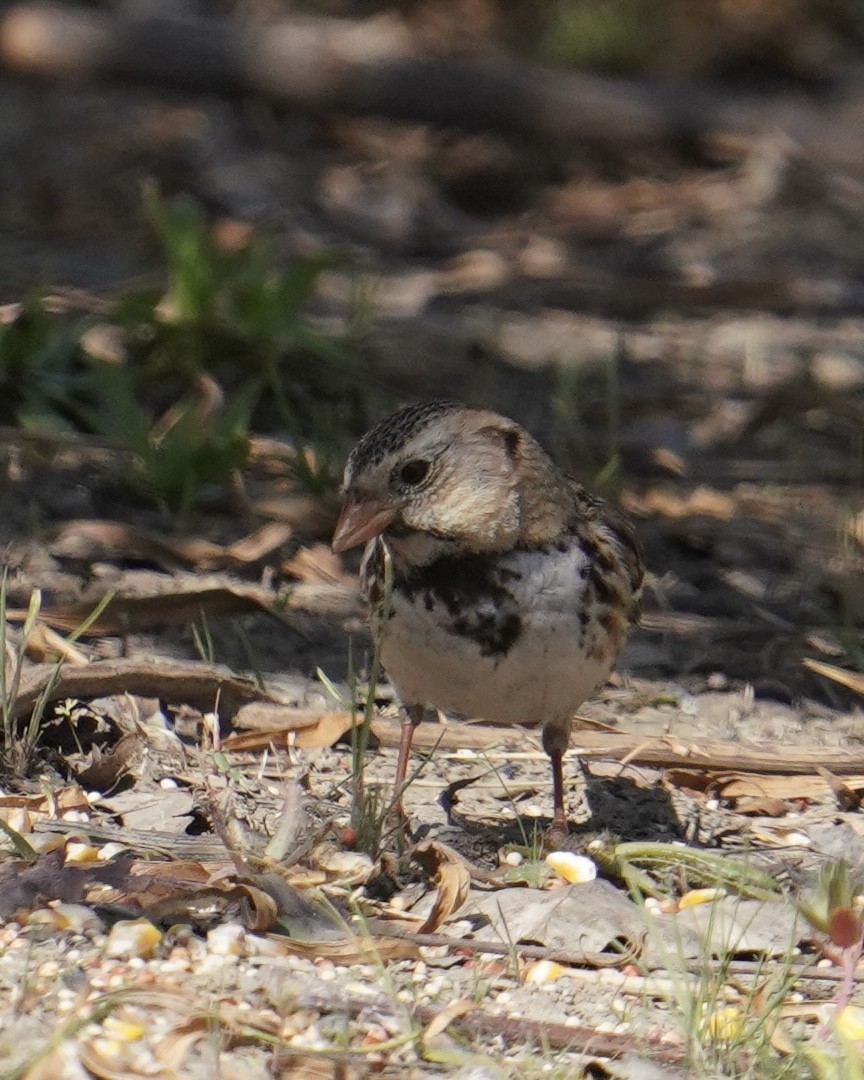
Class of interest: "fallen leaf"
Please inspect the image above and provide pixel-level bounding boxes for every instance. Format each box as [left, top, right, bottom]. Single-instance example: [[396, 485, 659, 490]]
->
[[421, 998, 479, 1045], [469, 879, 648, 963], [669, 897, 801, 958], [412, 841, 471, 933], [221, 709, 358, 751], [24, 622, 89, 664], [283, 543, 353, 585]]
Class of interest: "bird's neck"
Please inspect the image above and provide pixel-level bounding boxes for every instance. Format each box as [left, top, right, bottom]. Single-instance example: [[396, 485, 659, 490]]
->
[[383, 529, 462, 571]]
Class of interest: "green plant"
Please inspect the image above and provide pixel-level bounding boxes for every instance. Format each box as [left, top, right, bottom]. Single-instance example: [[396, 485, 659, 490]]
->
[[638, 885, 809, 1078], [136, 186, 345, 408], [85, 358, 258, 515], [317, 548, 433, 858], [0, 296, 92, 432], [0, 573, 113, 775], [0, 188, 359, 515], [540, 0, 667, 73]]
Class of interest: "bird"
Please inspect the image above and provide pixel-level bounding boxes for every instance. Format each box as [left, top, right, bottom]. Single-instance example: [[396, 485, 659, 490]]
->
[[331, 400, 643, 836]]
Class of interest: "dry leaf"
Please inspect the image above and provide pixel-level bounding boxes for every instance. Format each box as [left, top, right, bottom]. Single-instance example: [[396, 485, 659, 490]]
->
[[625, 486, 736, 520], [412, 841, 471, 933], [421, 998, 479, 1045], [224, 523, 293, 564], [283, 543, 352, 585], [224, 709, 358, 751], [0, 784, 91, 818], [232, 884, 279, 932], [732, 796, 791, 817], [22, 1049, 66, 1080], [52, 519, 292, 571], [471, 879, 648, 963], [816, 766, 862, 810], [294, 711, 358, 749], [24, 622, 89, 664]]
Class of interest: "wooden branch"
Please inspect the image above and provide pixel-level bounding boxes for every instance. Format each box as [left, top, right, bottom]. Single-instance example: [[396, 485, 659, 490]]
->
[[2, 0, 846, 159], [370, 715, 864, 776]]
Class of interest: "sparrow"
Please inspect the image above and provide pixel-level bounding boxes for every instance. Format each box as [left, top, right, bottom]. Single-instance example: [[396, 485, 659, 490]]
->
[[331, 400, 643, 835]]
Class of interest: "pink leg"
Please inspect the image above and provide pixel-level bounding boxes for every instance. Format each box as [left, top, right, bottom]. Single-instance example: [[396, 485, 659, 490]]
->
[[391, 703, 424, 818]]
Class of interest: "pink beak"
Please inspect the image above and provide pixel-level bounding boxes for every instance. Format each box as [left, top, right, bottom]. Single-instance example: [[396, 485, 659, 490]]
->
[[331, 497, 399, 553]]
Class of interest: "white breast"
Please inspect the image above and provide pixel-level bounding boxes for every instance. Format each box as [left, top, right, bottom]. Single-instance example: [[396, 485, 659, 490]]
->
[[379, 543, 616, 725]]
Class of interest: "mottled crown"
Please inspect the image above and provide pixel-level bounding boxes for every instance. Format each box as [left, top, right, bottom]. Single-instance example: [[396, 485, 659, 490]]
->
[[346, 400, 462, 478]]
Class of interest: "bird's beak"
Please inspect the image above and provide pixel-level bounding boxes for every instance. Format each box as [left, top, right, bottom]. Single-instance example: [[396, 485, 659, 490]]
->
[[332, 497, 399, 553]]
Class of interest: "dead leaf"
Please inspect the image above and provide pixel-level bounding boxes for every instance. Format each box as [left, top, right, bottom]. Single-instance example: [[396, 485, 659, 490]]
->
[[295, 711, 359, 749], [421, 998, 480, 1045], [816, 766, 862, 810], [21, 1049, 66, 1080], [76, 732, 141, 790], [24, 622, 89, 664], [624, 486, 736, 520], [0, 784, 91, 818], [223, 523, 294, 564], [469, 879, 648, 963], [732, 796, 791, 817], [283, 543, 353, 585], [670, 897, 801, 958], [412, 841, 471, 933], [231, 883, 279, 932], [52, 519, 293, 571], [223, 707, 358, 751], [0, 847, 136, 918]]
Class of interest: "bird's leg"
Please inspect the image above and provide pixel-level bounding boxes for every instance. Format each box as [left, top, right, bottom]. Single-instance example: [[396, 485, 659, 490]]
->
[[542, 718, 573, 842], [390, 702, 425, 820]]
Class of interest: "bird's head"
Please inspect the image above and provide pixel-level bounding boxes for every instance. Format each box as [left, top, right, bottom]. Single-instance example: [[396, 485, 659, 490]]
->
[[332, 401, 556, 558]]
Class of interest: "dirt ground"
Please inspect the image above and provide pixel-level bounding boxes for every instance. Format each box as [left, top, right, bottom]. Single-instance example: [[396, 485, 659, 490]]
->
[[3, 5, 864, 1076]]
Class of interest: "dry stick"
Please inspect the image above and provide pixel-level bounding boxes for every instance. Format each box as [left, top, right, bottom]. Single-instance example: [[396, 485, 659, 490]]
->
[[374, 926, 636, 969], [374, 928, 859, 988], [369, 716, 864, 776], [287, 982, 685, 1064]]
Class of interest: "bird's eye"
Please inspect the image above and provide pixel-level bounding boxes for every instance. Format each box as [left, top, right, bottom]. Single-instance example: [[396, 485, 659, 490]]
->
[[398, 459, 430, 486]]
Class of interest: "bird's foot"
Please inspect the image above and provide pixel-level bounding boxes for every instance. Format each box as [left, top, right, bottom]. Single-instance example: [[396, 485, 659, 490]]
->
[[544, 814, 571, 849]]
